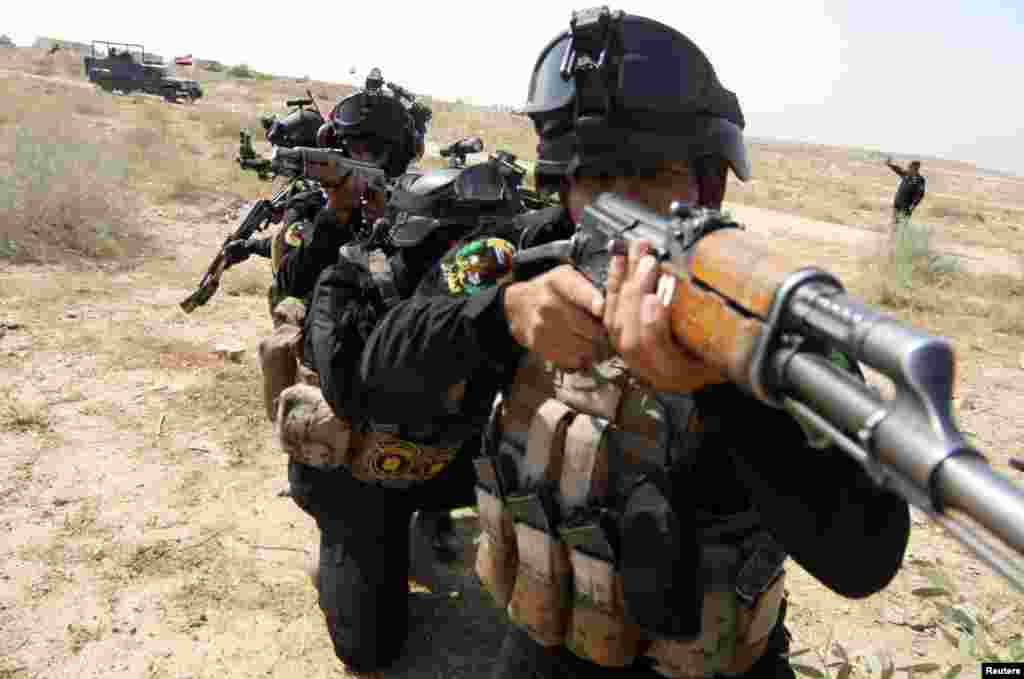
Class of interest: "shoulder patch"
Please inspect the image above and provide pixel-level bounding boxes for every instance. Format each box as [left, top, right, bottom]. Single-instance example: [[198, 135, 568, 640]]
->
[[440, 237, 517, 296], [284, 222, 305, 248]]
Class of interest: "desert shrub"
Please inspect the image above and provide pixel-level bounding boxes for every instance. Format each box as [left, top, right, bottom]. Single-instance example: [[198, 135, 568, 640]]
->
[[0, 117, 145, 262], [73, 98, 112, 117], [228, 63, 254, 79], [31, 56, 55, 76], [122, 126, 165, 150]]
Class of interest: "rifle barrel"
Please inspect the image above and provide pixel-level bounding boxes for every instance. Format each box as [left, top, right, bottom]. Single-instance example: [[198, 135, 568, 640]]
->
[[937, 455, 1024, 561], [775, 349, 1024, 591]]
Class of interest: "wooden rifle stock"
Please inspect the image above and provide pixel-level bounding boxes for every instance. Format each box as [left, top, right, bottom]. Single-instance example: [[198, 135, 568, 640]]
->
[[660, 227, 791, 386]]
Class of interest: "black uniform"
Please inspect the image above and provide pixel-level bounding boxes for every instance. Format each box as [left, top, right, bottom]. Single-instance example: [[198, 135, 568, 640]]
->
[[354, 207, 911, 679], [221, 185, 326, 315], [274, 208, 358, 305], [887, 163, 927, 223], [281, 212, 520, 671]]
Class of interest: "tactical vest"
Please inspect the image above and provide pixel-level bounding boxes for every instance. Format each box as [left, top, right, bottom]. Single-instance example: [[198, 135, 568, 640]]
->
[[261, 246, 463, 486], [474, 352, 787, 677]]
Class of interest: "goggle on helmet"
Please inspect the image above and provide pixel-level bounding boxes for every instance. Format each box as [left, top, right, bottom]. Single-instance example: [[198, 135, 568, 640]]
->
[[522, 7, 751, 207], [315, 88, 417, 177]]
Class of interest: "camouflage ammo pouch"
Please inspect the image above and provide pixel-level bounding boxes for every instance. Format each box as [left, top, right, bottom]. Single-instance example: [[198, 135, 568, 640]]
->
[[275, 383, 460, 482], [473, 416, 519, 608], [503, 398, 577, 646], [277, 384, 352, 469], [643, 536, 786, 678], [271, 295, 306, 330], [558, 415, 645, 667], [478, 353, 787, 673], [258, 321, 303, 422]]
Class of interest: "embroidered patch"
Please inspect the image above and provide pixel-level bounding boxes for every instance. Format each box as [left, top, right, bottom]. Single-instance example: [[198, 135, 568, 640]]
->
[[370, 438, 418, 476], [284, 222, 305, 248], [441, 237, 516, 296]]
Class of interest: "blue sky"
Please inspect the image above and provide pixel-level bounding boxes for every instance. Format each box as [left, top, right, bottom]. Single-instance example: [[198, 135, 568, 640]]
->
[[5, 1, 1023, 175]]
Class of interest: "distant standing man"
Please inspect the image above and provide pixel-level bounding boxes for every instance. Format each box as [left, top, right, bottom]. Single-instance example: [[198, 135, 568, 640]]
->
[[885, 157, 926, 225]]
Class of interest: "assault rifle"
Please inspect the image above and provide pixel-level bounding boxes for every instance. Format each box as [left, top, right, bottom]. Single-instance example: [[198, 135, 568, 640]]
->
[[488, 149, 560, 210], [513, 193, 1024, 592], [269, 146, 389, 191], [179, 180, 298, 313], [238, 93, 327, 180]]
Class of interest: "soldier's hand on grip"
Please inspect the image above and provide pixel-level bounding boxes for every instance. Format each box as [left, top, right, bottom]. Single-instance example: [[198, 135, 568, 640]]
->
[[604, 240, 727, 393], [504, 265, 607, 372]]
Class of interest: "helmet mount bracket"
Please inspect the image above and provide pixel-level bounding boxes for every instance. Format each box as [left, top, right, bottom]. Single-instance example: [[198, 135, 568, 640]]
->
[[563, 7, 623, 127]]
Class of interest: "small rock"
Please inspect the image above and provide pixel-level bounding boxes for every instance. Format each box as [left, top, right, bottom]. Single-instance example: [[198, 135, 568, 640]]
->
[[213, 343, 244, 363], [883, 606, 906, 625], [65, 311, 79, 319]]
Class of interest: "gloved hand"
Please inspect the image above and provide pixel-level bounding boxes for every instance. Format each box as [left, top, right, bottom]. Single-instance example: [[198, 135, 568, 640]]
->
[[223, 238, 254, 269]]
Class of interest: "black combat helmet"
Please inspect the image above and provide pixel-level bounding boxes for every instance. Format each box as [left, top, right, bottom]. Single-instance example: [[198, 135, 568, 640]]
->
[[318, 79, 418, 177], [265, 108, 325, 149], [522, 7, 750, 208]]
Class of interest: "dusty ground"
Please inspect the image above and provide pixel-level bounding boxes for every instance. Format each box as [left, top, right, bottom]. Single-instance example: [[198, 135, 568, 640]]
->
[[2, 47, 1024, 679]]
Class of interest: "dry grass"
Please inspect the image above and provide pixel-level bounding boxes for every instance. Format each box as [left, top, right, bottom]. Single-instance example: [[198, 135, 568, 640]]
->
[[0, 78, 149, 262], [175, 363, 267, 459], [860, 220, 1023, 315], [0, 387, 53, 435], [66, 622, 106, 655]]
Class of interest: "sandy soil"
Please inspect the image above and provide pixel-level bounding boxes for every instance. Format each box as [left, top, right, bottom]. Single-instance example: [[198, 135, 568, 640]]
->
[[2, 66, 1023, 679]]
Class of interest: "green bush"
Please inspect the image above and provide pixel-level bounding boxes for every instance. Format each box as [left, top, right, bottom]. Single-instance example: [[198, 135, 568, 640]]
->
[[884, 220, 959, 289], [203, 60, 224, 72], [228, 63, 254, 78]]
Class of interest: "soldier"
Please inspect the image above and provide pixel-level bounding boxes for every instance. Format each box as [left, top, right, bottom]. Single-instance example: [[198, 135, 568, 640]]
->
[[266, 76, 472, 672], [273, 85, 415, 302], [885, 157, 927, 226], [352, 9, 911, 679]]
